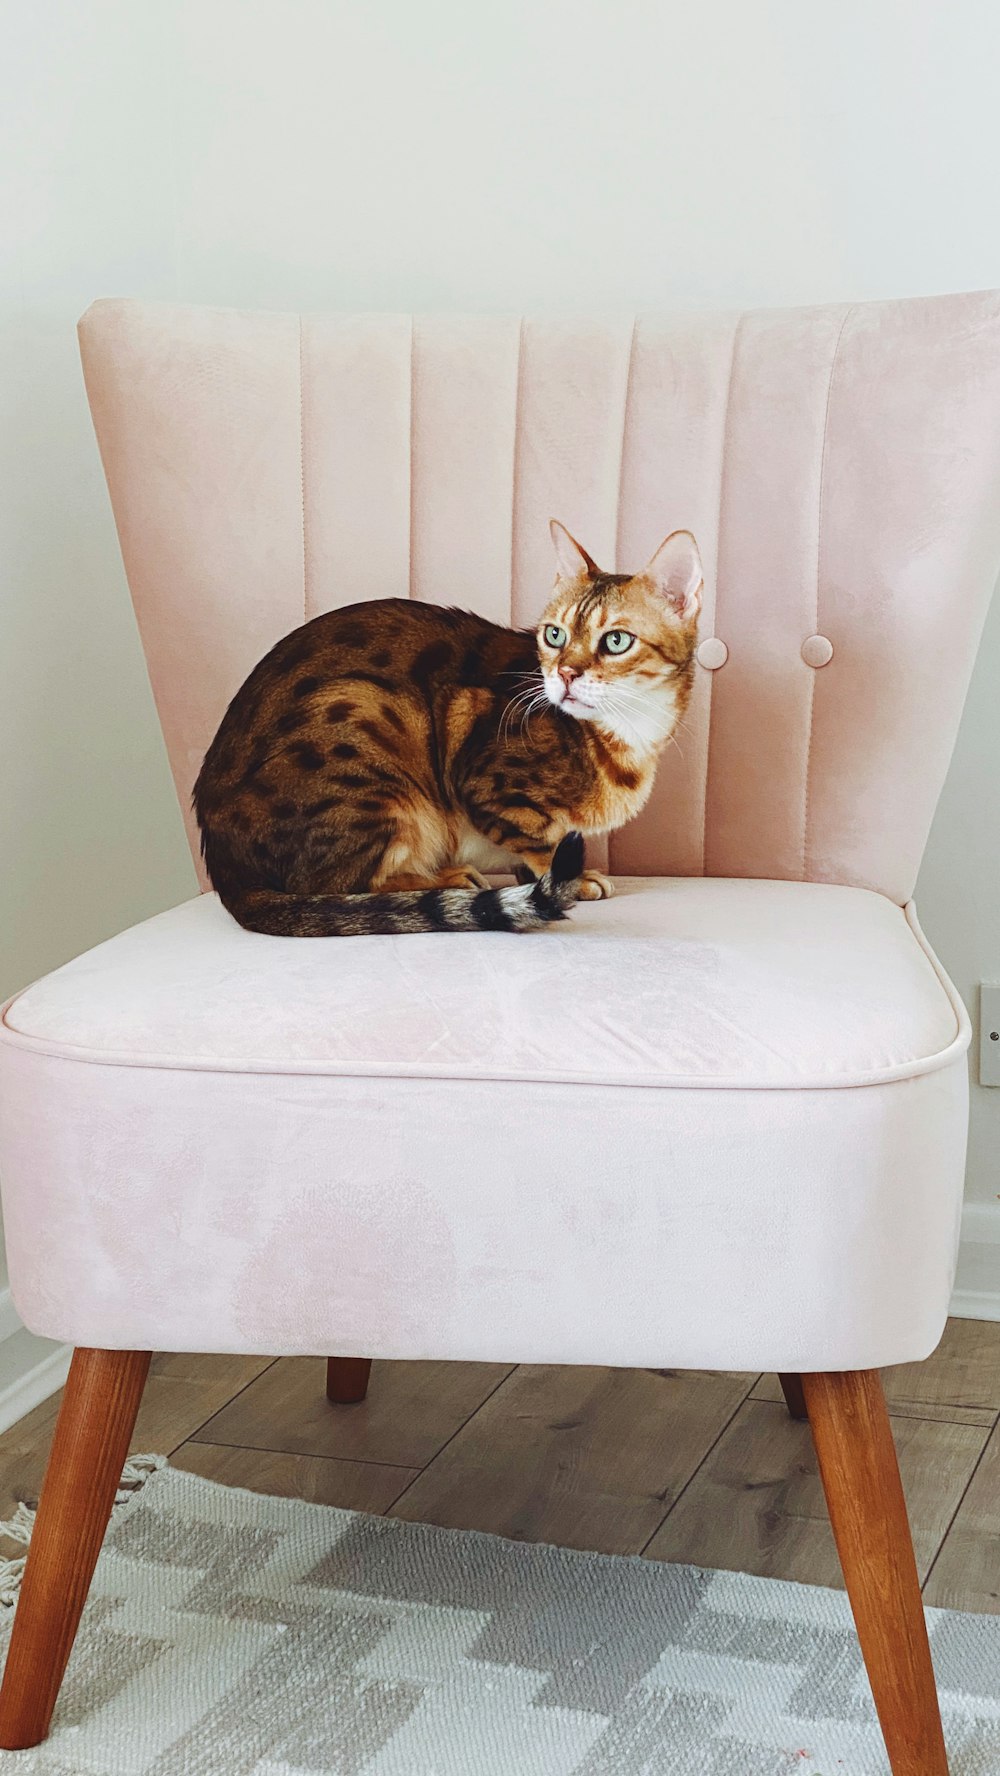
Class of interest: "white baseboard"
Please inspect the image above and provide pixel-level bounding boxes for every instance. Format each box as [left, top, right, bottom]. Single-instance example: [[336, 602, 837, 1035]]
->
[[0, 1286, 22, 1347], [0, 1340, 72, 1432], [0, 1288, 71, 1433], [951, 1201, 1000, 1321]]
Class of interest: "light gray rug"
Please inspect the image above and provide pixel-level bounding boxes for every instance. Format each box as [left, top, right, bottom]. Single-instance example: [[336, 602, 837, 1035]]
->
[[1, 1462, 999, 1775]]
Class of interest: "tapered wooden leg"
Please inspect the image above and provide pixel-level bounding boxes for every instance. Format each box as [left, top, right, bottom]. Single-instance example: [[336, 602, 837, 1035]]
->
[[0, 1347, 150, 1751], [802, 1370, 948, 1776], [778, 1372, 809, 1420], [326, 1357, 372, 1404]]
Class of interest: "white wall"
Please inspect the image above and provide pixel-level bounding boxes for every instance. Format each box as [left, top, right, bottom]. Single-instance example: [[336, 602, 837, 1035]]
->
[[2, 1, 1000, 1372]]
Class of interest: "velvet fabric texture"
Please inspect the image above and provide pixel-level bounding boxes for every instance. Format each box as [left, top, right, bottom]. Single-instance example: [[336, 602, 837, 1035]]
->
[[77, 293, 1000, 899], [0, 883, 964, 1088], [1, 291, 998, 1366], [0, 881, 969, 1367]]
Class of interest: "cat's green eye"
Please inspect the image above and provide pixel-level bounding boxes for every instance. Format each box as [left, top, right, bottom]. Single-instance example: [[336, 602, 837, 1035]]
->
[[602, 629, 636, 656], [543, 623, 568, 649]]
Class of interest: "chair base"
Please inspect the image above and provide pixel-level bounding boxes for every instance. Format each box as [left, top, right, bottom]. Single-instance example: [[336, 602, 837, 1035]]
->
[[326, 1356, 372, 1404], [0, 1352, 948, 1771], [778, 1372, 809, 1420]]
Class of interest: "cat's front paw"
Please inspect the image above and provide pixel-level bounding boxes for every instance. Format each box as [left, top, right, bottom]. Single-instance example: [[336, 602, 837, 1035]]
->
[[576, 869, 615, 901], [438, 866, 492, 891]]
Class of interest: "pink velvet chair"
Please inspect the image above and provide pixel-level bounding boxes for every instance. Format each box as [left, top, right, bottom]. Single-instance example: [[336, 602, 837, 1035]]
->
[[1, 293, 999, 1772]]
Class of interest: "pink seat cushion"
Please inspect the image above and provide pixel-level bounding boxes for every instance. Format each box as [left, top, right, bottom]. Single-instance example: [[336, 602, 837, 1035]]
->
[[0, 881, 969, 1371], [3, 879, 962, 1090]]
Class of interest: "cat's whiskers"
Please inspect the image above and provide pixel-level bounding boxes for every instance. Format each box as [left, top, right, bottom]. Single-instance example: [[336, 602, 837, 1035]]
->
[[600, 679, 689, 755], [517, 691, 550, 747], [499, 683, 546, 748], [653, 702, 691, 762], [597, 682, 658, 724], [499, 686, 539, 730], [600, 694, 647, 752], [496, 672, 542, 707], [598, 685, 686, 759]]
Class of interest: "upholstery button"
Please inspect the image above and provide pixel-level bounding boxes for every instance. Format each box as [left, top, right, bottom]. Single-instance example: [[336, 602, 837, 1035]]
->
[[696, 637, 728, 670], [802, 634, 834, 668]]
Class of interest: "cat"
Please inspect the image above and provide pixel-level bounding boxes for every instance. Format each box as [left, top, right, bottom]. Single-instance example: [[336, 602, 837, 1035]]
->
[[193, 521, 702, 936]]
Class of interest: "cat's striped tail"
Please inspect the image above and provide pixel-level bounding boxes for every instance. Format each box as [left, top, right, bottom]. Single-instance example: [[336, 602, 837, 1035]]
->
[[221, 833, 586, 938]]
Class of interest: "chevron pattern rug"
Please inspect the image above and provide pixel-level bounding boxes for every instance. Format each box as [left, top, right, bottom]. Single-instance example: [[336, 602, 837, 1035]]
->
[[0, 1462, 998, 1775]]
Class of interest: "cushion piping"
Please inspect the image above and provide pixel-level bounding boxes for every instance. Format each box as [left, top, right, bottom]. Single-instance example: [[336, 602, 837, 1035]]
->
[[0, 901, 969, 1093]]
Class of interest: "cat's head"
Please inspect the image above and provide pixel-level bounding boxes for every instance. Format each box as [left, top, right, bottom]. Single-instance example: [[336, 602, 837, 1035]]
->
[[536, 522, 703, 750]]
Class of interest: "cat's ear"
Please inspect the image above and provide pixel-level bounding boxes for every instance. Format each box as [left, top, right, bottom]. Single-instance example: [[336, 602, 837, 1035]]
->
[[644, 530, 703, 620], [549, 519, 598, 581]]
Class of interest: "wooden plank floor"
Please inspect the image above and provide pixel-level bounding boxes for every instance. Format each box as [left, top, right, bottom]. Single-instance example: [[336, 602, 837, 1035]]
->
[[1, 1318, 998, 1611]]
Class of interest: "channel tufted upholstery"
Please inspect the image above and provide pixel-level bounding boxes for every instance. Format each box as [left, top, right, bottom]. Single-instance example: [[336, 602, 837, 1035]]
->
[[1, 290, 1000, 1373], [77, 294, 1000, 898]]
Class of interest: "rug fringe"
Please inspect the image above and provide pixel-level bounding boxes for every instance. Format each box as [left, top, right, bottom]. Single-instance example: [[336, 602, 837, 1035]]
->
[[0, 1453, 166, 1607]]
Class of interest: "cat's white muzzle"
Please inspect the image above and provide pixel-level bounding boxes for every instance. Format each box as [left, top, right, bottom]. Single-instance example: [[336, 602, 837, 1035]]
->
[[543, 671, 599, 718], [543, 668, 678, 751]]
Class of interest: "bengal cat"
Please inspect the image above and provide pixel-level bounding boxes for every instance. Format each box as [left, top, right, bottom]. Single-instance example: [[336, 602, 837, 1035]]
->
[[194, 522, 702, 935]]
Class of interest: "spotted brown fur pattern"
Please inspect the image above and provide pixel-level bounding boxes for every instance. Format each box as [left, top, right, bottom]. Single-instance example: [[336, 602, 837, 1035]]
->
[[194, 528, 701, 935]]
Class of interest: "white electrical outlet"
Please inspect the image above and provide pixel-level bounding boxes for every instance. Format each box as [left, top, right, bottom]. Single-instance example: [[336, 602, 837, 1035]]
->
[[981, 985, 1000, 1087]]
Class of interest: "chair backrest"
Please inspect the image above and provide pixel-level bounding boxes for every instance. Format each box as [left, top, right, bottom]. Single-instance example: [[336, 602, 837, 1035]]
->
[[79, 293, 1000, 902]]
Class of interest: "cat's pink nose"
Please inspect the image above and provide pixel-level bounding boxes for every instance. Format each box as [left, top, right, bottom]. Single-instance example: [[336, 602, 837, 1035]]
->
[[558, 665, 580, 689]]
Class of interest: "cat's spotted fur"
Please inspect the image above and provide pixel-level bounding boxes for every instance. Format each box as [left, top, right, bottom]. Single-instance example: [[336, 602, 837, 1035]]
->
[[194, 523, 702, 935]]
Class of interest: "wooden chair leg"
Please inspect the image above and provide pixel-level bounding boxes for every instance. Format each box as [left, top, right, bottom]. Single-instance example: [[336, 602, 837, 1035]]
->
[[0, 1347, 150, 1751], [778, 1372, 809, 1420], [802, 1370, 949, 1776], [326, 1356, 372, 1404]]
